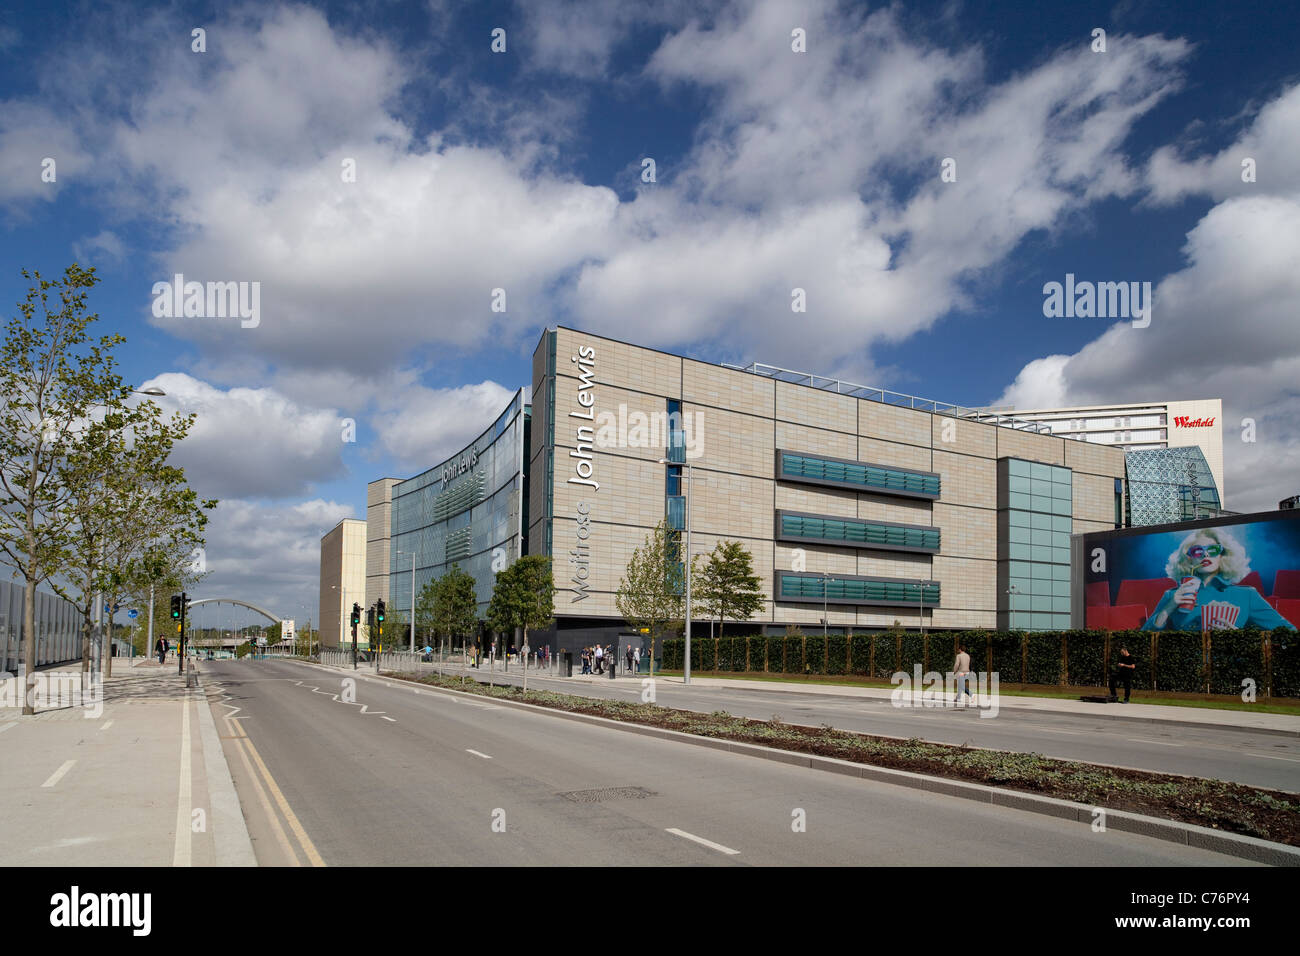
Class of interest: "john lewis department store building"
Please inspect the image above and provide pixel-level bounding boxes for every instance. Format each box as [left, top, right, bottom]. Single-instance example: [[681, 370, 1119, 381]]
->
[[368, 328, 1127, 651]]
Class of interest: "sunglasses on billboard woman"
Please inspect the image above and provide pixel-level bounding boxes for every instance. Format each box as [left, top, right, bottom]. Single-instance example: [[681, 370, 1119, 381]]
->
[[1185, 544, 1225, 559]]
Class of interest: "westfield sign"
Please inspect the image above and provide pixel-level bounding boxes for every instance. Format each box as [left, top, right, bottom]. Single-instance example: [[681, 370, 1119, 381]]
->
[[1173, 416, 1216, 428]]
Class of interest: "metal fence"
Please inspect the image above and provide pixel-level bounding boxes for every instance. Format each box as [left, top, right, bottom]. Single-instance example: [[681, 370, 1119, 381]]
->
[[0, 579, 83, 672]]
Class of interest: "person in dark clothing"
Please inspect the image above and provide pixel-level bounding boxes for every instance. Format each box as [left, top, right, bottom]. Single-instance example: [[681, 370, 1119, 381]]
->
[[1109, 646, 1137, 702], [155, 637, 166, 666]]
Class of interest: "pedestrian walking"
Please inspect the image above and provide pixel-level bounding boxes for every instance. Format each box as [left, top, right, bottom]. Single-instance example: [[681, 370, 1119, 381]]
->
[[625, 644, 634, 674], [1109, 646, 1136, 703], [952, 644, 974, 704], [155, 636, 166, 666], [595, 643, 604, 674]]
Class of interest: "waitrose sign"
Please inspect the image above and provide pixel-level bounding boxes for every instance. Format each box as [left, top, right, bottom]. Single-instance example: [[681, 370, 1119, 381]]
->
[[568, 343, 597, 602]]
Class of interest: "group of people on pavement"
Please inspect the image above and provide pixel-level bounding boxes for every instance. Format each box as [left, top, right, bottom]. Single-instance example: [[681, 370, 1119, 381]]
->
[[579, 644, 643, 675]]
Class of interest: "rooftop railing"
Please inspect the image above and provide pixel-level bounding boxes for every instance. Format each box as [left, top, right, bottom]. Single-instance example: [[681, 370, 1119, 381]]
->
[[720, 362, 1054, 434]]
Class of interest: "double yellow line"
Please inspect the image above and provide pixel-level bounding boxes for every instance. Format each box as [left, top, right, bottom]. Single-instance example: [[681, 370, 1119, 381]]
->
[[224, 714, 325, 867]]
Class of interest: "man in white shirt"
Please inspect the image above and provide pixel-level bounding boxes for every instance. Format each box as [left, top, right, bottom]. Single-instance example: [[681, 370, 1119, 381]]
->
[[953, 645, 974, 705]]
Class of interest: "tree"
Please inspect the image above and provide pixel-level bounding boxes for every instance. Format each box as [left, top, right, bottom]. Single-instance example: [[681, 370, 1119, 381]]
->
[[615, 518, 684, 677], [432, 564, 479, 650], [486, 555, 554, 649], [692, 540, 763, 637], [0, 266, 130, 714], [57, 396, 214, 678]]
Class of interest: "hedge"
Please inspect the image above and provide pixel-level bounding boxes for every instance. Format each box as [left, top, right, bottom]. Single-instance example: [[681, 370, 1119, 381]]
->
[[656, 628, 1300, 697]]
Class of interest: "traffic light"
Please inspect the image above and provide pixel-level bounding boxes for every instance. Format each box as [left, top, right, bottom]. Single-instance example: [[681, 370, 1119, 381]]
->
[[171, 594, 182, 619], [375, 599, 385, 624], [366, 606, 375, 629], [351, 603, 361, 639]]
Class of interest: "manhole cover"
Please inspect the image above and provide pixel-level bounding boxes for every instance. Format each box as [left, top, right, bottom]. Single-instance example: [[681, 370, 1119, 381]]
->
[[559, 786, 656, 803]]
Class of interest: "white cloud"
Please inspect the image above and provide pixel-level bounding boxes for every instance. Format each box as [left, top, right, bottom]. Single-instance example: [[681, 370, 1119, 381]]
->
[[370, 379, 516, 473], [144, 372, 352, 500]]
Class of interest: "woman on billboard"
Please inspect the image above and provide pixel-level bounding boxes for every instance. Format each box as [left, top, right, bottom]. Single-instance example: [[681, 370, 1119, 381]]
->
[[1144, 528, 1295, 631]]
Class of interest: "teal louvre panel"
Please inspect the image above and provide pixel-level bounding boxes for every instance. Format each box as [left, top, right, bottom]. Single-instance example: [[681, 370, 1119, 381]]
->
[[776, 450, 940, 499], [778, 574, 939, 607], [777, 510, 939, 552]]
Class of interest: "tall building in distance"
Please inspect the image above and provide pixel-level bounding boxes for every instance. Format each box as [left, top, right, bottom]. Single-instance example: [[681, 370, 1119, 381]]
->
[[319, 518, 367, 649], [992, 400, 1225, 526]]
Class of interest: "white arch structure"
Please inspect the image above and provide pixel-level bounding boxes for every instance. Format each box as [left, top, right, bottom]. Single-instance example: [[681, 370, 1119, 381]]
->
[[186, 597, 283, 625]]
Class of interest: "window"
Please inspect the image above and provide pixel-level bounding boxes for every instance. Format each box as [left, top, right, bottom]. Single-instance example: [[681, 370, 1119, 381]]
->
[[778, 574, 939, 607], [777, 450, 940, 499], [777, 511, 940, 552]]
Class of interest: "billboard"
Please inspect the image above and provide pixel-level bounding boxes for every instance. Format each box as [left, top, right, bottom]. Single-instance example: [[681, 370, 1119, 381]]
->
[[1076, 510, 1300, 631]]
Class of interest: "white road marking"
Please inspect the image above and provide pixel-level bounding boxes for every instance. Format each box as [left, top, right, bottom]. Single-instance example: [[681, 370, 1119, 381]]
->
[[1245, 752, 1300, 763], [1127, 738, 1183, 746], [0, 722, 16, 734], [666, 828, 740, 856], [174, 698, 192, 867], [41, 760, 76, 788], [100, 720, 113, 731], [465, 749, 493, 760]]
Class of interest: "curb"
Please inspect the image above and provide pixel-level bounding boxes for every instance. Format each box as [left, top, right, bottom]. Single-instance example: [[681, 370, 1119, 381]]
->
[[192, 668, 258, 867], [300, 658, 1299, 867]]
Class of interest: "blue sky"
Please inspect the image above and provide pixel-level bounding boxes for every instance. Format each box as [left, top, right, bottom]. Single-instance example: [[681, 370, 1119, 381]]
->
[[2, 0, 1298, 623]]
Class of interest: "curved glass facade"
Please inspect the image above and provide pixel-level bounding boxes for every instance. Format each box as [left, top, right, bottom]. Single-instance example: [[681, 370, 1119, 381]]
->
[[1125, 447, 1222, 527], [389, 390, 530, 617]]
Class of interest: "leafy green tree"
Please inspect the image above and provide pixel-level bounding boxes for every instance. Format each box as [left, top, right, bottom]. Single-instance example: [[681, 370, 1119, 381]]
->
[[692, 540, 764, 637], [58, 398, 214, 677], [432, 564, 479, 649], [0, 266, 135, 713], [486, 555, 554, 649], [615, 518, 684, 677]]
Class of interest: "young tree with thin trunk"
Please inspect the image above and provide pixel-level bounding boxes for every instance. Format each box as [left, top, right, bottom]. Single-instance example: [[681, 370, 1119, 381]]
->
[[486, 555, 554, 651], [432, 564, 479, 651], [0, 266, 125, 714], [615, 518, 685, 678], [691, 540, 764, 637]]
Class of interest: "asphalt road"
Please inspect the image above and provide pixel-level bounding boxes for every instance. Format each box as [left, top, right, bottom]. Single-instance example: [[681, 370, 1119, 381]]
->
[[392, 661, 1300, 791], [203, 657, 1257, 866]]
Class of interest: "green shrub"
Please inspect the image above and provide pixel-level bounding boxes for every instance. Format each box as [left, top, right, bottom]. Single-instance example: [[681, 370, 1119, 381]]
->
[[991, 632, 1023, 683], [660, 638, 683, 671], [803, 635, 826, 675], [928, 633, 957, 672], [1065, 631, 1106, 687], [1271, 629, 1300, 698], [826, 634, 848, 675], [1209, 629, 1265, 696], [783, 636, 804, 674], [765, 635, 783, 673], [872, 634, 897, 678], [1155, 631, 1204, 692], [1025, 633, 1062, 685], [691, 637, 716, 672], [849, 634, 872, 675], [899, 633, 924, 674]]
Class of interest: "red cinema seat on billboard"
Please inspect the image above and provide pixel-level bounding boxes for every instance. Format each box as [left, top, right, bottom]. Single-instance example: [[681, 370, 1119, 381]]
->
[[1273, 570, 1300, 600], [1268, 597, 1300, 628], [1106, 605, 1149, 631], [1238, 570, 1266, 597], [1086, 581, 1110, 608], [1115, 578, 1176, 617]]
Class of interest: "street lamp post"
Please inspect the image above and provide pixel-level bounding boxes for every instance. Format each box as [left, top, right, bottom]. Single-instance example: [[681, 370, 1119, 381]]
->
[[1006, 584, 1021, 631], [916, 580, 927, 637], [822, 571, 829, 637]]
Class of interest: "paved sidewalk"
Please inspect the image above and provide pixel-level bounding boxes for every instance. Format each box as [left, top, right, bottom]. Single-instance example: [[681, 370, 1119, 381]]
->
[[0, 663, 254, 866], [422, 662, 1300, 735]]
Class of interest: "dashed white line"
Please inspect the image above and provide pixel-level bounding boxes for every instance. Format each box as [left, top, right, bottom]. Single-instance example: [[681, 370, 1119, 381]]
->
[[1128, 738, 1183, 746], [41, 760, 76, 788], [0, 722, 16, 734], [1245, 752, 1300, 762], [465, 749, 493, 760], [100, 720, 113, 731], [666, 828, 740, 856]]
